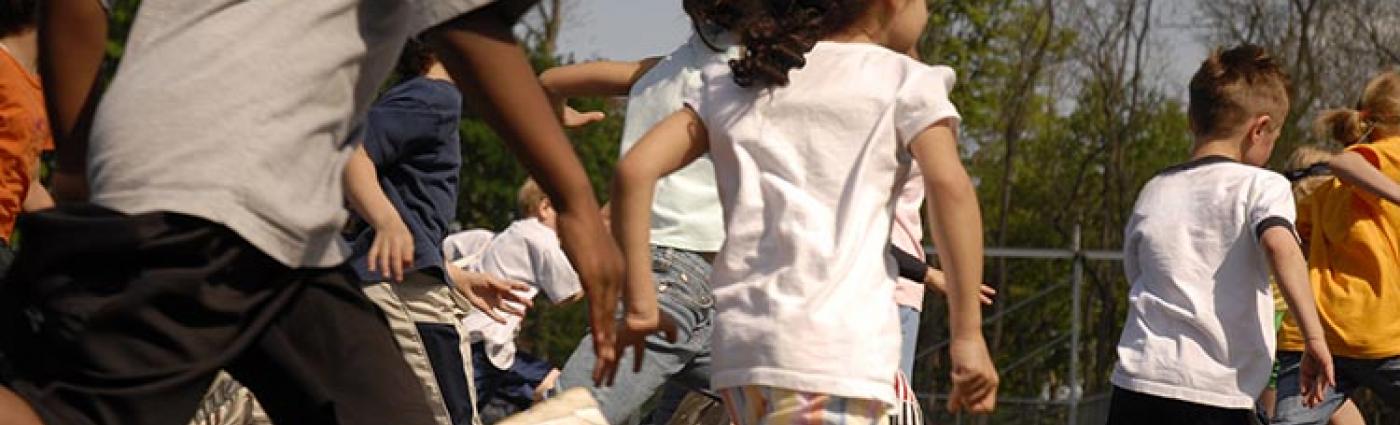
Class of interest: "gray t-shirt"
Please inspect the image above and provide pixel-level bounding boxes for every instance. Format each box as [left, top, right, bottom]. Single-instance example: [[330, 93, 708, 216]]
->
[[88, 0, 489, 267]]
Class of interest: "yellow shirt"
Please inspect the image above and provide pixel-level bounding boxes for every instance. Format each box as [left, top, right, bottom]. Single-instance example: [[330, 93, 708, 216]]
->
[[1280, 137, 1400, 358]]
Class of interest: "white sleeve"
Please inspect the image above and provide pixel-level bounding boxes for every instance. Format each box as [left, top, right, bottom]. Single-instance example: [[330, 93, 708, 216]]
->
[[407, 0, 496, 34], [1251, 173, 1300, 245], [529, 239, 583, 304], [894, 64, 961, 148]]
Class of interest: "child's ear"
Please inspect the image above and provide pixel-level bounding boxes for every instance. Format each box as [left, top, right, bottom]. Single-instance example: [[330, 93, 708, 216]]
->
[[1251, 114, 1274, 142]]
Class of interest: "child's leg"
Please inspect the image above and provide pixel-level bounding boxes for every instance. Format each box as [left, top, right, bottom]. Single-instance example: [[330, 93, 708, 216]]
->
[[1, 205, 437, 425], [1273, 352, 1352, 425], [361, 272, 477, 425], [897, 305, 921, 378], [718, 386, 890, 425], [553, 246, 715, 423]]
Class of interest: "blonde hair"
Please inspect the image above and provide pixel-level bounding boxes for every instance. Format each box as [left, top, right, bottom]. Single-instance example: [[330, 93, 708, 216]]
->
[[1285, 144, 1335, 200], [1315, 70, 1400, 146], [1188, 45, 1292, 138], [516, 178, 549, 219]]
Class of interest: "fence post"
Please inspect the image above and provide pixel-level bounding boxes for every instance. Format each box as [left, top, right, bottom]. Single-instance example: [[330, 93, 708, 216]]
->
[[1068, 224, 1082, 425]]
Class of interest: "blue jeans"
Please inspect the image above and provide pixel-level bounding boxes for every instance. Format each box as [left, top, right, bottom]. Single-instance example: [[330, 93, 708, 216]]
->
[[898, 306, 921, 379], [558, 245, 715, 424], [1272, 351, 1400, 424]]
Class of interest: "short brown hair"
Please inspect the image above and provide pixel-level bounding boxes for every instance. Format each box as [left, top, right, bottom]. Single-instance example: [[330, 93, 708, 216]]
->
[[1188, 45, 1292, 138], [516, 178, 549, 219]]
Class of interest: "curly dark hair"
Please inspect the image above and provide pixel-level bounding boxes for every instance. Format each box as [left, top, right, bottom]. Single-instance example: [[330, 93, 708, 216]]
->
[[684, 0, 744, 52], [726, 0, 873, 88], [0, 0, 38, 38]]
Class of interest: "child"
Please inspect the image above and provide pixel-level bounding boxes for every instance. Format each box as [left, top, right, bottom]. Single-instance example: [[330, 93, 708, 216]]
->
[[0, 0, 55, 277], [0, 1, 624, 424], [457, 179, 586, 420], [1267, 146, 1367, 425], [1107, 45, 1334, 425], [343, 39, 536, 425], [534, 2, 740, 422], [611, 0, 998, 422], [1274, 70, 1400, 424]]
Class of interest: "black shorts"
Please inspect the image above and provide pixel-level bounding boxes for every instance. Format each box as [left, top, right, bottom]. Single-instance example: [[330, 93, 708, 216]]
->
[[0, 204, 436, 425], [1106, 386, 1253, 425]]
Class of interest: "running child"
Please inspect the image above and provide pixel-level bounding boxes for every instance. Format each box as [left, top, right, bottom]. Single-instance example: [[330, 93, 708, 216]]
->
[[1274, 70, 1400, 424], [457, 179, 587, 420], [0, 1, 624, 424], [1107, 45, 1334, 425], [611, 0, 998, 422], [0, 0, 54, 277]]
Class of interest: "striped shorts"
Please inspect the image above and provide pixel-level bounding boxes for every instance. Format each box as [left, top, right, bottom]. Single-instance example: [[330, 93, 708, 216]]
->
[[719, 386, 890, 425]]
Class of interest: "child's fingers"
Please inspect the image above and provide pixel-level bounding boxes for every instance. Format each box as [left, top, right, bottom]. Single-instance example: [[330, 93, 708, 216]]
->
[[366, 242, 380, 273]]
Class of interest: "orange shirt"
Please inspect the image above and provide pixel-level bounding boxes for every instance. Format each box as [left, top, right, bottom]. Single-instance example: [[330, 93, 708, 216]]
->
[[1280, 137, 1400, 358], [0, 48, 53, 242]]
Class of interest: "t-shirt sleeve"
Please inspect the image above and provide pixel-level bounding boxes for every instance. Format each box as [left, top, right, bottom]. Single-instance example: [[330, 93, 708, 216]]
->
[[894, 64, 961, 148], [406, 0, 497, 34], [1344, 143, 1400, 207], [681, 62, 721, 119], [1251, 173, 1300, 245], [528, 236, 583, 304]]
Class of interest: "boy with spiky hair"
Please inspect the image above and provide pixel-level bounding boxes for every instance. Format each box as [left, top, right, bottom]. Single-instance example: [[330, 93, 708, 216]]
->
[[1108, 45, 1333, 424]]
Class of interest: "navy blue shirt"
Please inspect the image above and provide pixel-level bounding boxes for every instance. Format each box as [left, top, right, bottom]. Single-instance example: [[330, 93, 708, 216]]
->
[[347, 77, 462, 282]]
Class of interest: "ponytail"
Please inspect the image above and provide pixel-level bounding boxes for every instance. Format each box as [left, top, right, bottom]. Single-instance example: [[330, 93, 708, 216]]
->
[[1314, 109, 1371, 146], [1317, 71, 1400, 146]]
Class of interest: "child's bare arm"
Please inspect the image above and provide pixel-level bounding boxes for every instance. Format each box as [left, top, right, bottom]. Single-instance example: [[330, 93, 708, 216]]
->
[[911, 121, 998, 414], [423, 4, 625, 384], [1261, 227, 1335, 407], [538, 58, 661, 127], [539, 58, 662, 99], [1329, 151, 1400, 204], [605, 108, 707, 383], [40, 0, 109, 202], [343, 145, 414, 282]]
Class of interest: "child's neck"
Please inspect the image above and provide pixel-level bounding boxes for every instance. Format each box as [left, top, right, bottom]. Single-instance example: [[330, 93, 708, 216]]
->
[[1191, 138, 1244, 162], [0, 29, 38, 76]]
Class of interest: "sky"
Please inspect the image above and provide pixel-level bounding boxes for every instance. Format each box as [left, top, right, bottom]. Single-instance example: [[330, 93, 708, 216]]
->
[[555, 1, 1210, 98]]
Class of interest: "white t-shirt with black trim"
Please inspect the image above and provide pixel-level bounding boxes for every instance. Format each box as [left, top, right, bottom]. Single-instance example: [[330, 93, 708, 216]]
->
[[683, 42, 960, 406], [1113, 156, 1299, 409]]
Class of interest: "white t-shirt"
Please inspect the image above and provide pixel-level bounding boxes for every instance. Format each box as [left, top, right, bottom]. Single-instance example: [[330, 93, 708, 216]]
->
[[1113, 156, 1298, 409], [684, 42, 960, 405], [459, 218, 581, 369], [618, 31, 739, 253], [88, 0, 490, 267]]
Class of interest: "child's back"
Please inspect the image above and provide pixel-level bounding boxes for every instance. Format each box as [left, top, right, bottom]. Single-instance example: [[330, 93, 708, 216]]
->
[[465, 216, 581, 368], [689, 42, 959, 404], [1116, 156, 1295, 407]]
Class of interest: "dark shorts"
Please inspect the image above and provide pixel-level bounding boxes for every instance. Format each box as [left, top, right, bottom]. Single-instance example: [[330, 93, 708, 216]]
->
[[1106, 386, 1252, 425], [0, 204, 435, 425]]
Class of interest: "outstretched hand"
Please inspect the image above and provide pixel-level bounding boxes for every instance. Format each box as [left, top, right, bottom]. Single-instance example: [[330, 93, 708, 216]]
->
[[448, 266, 534, 323], [1300, 337, 1336, 407], [562, 105, 606, 128], [594, 309, 678, 386], [947, 338, 999, 414], [924, 268, 998, 305], [367, 220, 414, 283]]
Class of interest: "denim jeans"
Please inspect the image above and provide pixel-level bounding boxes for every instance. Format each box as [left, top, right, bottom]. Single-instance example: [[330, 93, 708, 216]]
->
[[558, 245, 715, 424], [1273, 351, 1400, 424], [898, 306, 921, 379]]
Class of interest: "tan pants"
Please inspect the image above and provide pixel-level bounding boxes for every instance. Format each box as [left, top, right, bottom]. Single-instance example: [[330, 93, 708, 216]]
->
[[363, 275, 481, 425]]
